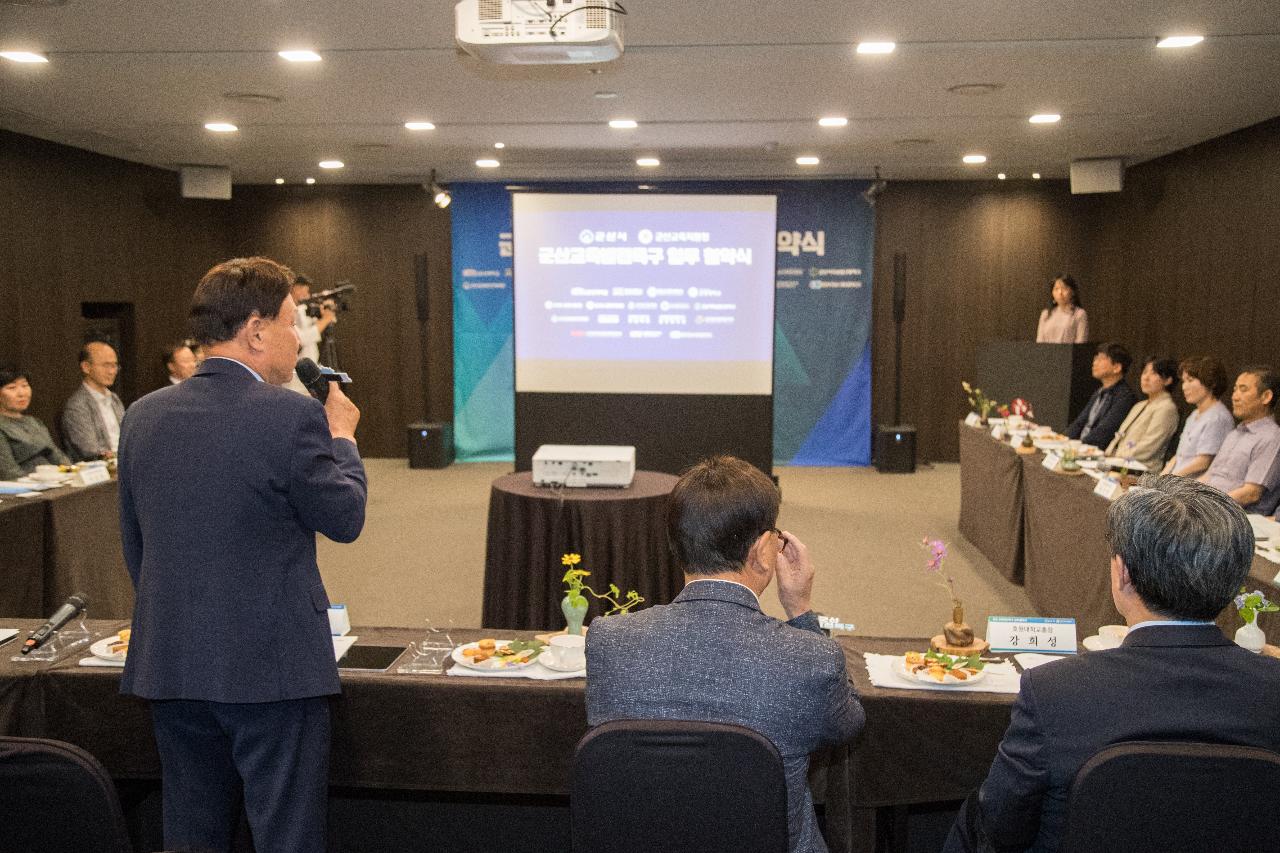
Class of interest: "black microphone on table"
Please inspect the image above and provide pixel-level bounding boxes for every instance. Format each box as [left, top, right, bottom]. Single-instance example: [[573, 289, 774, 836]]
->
[[21, 592, 89, 654], [295, 358, 351, 404]]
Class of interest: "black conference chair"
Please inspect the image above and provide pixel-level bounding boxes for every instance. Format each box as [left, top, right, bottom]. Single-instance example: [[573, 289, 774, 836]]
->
[[571, 719, 788, 853], [0, 735, 133, 853], [1058, 740, 1280, 853]]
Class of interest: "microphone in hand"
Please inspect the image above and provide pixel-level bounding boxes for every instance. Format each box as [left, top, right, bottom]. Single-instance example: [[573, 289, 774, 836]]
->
[[295, 358, 351, 404]]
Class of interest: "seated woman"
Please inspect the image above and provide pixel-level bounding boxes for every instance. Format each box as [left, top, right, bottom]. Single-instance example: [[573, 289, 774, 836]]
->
[[1161, 356, 1235, 478], [0, 365, 71, 479], [1035, 274, 1089, 343], [1105, 356, 1179, 471]]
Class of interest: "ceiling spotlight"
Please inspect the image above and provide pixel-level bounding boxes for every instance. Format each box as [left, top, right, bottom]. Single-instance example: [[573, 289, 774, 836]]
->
[[204, 122, 238, 133], [796, 156, 820, 166], [609, 119, 638, 129], [318, 159, 344, 169], [1029, 113, 1061, 124], [856, 42, 896, 55], [494, 142, 505, 149], [818, 116, 849, 128], [279, 49, 322, 62], [637, 184, 653, 190], [1032, 172, 1042, 179], [428, 169, 451, 209], [1156, 35, 1204, 49], [962, 154, 988, 164], [0, 51, 49, 63], [404, 121, 436, 131], [636, 157, 660, 167], [274, 177, 285, 185], [594, 91, 618, 99], [305, 177, 316, 184], [476, 158, 500, 168], [997, 173, 1007, 180]]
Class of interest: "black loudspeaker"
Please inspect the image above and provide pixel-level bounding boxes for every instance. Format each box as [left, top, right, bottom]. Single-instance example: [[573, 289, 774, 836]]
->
[[413, 253, 430, 323], [407, 422, 454, 469], [875, 424, 916, 474]]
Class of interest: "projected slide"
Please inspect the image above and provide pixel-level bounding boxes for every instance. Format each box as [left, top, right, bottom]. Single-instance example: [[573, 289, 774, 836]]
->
[[513, 193, 777, 395]]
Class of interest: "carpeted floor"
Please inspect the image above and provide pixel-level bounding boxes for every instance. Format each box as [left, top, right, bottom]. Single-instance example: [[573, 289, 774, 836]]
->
[[317, 460, 1036, 638]]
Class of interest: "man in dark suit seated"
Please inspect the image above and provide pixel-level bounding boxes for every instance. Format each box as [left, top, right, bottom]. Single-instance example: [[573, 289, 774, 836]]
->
[[118, 256, 367, 853], [586, 455, 865, 853], [944, 475, 1280, 853], [1064, 342, 1138, 450]]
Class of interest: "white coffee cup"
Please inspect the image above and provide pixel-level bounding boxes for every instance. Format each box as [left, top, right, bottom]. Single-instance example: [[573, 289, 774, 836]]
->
[[1096, 624, 1129, 649], [547, 634, 586, 670]]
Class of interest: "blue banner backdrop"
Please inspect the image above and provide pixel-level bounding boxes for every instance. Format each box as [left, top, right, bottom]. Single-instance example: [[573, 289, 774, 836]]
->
[[452, 180, 874, 465]]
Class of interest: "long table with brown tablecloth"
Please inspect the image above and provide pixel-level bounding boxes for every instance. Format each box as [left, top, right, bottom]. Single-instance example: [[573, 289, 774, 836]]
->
[[0, 481, 133, 620], [957, 423, 1026, 583], [0, 619, 1033, 853], [482, 471, 682, 631]]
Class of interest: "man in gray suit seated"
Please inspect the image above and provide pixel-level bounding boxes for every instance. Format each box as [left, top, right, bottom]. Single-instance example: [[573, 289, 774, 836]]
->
[[944, 475, 1280, 853], [586, 455, 865, 853], [60, 340, 124, 461]]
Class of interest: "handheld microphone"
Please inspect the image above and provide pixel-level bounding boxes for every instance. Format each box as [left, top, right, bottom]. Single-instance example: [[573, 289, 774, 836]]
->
[[21, 592, 89, 654], [295, 358, 351, 404]]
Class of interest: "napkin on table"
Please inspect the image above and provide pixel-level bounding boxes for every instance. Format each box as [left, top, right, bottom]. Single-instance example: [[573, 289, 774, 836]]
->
[[446, 661, 584, 680], [863, 653, 1021, 693]]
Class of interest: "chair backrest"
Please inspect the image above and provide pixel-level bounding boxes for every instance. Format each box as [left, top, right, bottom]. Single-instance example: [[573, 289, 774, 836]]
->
[[0, 736, 133, 853], [571, 719, 788, 853], [1059, 740, 1280, 853]]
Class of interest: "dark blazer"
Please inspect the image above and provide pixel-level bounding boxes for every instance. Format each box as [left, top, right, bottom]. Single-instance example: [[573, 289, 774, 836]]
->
[[1064, 381, 1138, 449], [586, 580, 865, 853], [60, 383, 124, 461], [969, 624, 1280, 853], [118, 358, 367, 703]]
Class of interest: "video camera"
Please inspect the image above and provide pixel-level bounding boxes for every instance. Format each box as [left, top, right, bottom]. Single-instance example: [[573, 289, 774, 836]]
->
[[300, 282, 357, 319]]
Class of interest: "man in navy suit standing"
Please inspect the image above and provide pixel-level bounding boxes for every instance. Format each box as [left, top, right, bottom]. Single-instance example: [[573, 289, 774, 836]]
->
[[118, 256, 367, 852], [586, 455, 865, 853], [944, 475, 1280, 853]]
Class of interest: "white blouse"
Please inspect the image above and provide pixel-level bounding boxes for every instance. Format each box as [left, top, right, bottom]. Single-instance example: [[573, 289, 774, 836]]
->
[[1036, 307, 1089, 344]]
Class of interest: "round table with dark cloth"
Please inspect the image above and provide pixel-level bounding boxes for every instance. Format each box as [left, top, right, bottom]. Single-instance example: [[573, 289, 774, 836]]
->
[[482, 471, 681, 631]]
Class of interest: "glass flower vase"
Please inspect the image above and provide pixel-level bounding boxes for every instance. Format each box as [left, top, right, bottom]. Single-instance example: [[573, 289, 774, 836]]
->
[[1235, 618, 1265, 654], [562, 595, 589, 636]]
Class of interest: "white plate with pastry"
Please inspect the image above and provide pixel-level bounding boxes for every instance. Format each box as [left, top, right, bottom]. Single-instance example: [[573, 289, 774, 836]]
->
[[896, 651, 988, 686], [89, 630, 130, 662], [450, 639, 544, 672]]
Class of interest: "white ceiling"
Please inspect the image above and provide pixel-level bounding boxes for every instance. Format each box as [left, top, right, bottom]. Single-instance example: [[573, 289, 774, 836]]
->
[[1, 1, 1278, 185]]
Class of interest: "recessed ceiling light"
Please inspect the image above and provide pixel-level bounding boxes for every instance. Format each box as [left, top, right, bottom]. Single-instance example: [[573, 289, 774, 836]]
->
[[1032, 172, 1041, 180], [494, 142, 505, 149], [636, 157, 660, 167], [637, 184, 653, 190], [476, 159, 500, 168], [818, 116, 848, 128], [609, 119, 638, 129], [0, 51, 49, 63], [274, 177, 285, 185], [1156, 35, 1204, 49], [997, 173, 1007, 180], [1029, 113, 1061, 124], [279, 49, 322, 62], [204, 122, 238, 133], [404, 121, 436, 131], [856, 42, 896, 55], [594, 91, 619, 99], [962, 154, 987, 164], [318, 160, 344, 169], [305, 177, 316, 184], [796, 156, 820, 166]]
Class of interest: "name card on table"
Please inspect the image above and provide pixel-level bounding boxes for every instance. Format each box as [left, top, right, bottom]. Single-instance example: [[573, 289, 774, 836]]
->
[[1010, 435, 1023, 449], [1042, 452, 1061, 470], [965, 412, 981, 427], [73, 465, 111, 487], [1093, 476, 1123, 501], [991, 424, 1006, 441], [987, 616, 1077, 654]]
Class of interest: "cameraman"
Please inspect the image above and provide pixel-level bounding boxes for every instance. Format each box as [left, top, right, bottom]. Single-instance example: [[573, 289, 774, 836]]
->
[[291, 274, 336, 364]]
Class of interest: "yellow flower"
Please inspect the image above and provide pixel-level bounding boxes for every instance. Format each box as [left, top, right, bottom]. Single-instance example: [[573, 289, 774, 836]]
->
[[561, 553, 582, 566]]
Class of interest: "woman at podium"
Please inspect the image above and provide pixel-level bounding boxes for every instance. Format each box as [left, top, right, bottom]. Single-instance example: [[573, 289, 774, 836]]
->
[[1035, 275, 1088, 343]]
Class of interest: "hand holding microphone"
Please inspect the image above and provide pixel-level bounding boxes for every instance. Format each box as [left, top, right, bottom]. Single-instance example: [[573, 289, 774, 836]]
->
[[295, 358, 359, 442]]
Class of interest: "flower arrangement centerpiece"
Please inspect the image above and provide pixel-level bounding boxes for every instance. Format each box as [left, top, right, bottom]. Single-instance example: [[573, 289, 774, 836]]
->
[[962, 381, 999, 424], [1233, 587, 1278, 653], [922, 538, 989, 655], [560, 553, 645, 635]]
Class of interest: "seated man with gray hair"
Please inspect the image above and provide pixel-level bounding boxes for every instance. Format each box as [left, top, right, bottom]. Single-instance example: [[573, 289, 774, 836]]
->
[[586, 455, 865, 853], [945, 475, 1280, 853]]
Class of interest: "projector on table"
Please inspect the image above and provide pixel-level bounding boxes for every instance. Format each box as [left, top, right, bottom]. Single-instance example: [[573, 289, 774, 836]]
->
[[532, 445, 635, 488]]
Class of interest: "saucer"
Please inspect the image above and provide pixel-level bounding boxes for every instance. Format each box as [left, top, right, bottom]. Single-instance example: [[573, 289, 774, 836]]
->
[[539, 655, 586, 673]]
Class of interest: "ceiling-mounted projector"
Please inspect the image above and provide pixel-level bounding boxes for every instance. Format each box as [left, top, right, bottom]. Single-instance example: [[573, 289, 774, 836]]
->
[[455, 0, 624, 64]]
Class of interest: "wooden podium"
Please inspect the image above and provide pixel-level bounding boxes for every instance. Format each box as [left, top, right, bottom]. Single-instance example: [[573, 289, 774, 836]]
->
[[977, 342, 1098, 432]]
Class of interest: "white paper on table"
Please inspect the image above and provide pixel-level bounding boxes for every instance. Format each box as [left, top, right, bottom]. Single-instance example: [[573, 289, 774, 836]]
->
[[1254, 546, 1280, 566], [862, 653, 1021, 694], [332, 635, 358, 661], [446, 661, 585, 681], [1013, 653, 1067, 671], [1248, 514, 1280, 542], [78, 656, 124, 668]]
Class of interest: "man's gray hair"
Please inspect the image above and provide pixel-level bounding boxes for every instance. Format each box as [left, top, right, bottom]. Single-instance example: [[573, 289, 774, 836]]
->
[[1106, 475, 1254, 620]]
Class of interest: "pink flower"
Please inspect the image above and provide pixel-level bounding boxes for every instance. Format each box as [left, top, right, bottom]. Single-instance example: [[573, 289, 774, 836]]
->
[[922, 537, 947, 573]]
